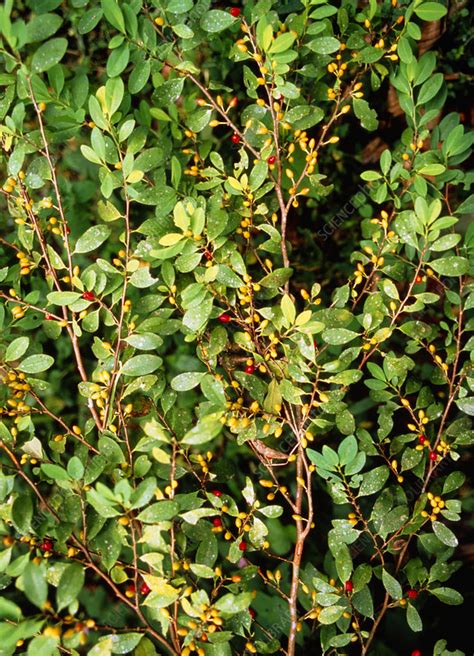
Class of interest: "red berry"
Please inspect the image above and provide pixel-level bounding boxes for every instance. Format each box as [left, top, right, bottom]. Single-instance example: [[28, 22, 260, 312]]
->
[[229, 96, 238, 108], [267, 155, 276, 165], [407, 589, 418, 599], [230, 7, 241, 17], [212, 490, 222, 497], [418, 435, 426, 444], [239, 541, 247, 551], [244, 364, 255, 375], [140, 581, 151, 595], [218, 313, 231, 324], [429, 451, 437, 461], [344, 581, 353, 592], [40, 539, 53, 552], [231, 133, 240, 144], [66, 226, 71, 234], [212, 517, 222, 527], [45, 314, 53, 320], [249, 608, 256, 618], [415, 275, 423, 284], [82, 291, 95, 301], [204, 250, 213, 261], [411, 651, 422, 656]]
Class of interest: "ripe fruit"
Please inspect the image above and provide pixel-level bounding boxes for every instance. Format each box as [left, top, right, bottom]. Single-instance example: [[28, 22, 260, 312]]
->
[[418, 435, 426, 444], [407, 589, 418, 599], [239, 540, 247, 551], [244, 364, 255, 374], [45, 314, 53, 320], [40, 539, 53, 552], [82, 291, 95, 301], [249, 608, 256, 618], [231, 133, 240, 144], [411, 651, 422, 656], [212, 517, 223, 527], [140, 581, 151, 595], [267, 155, 276, 164], [218, 313, 231, 323], [344, 580, 353, 592], [212, 490, 222, 497], [415, 275, 423, 284], [203, 250, 213, 260], [429, 451, 437, 461], [229, 7, 241, 17]]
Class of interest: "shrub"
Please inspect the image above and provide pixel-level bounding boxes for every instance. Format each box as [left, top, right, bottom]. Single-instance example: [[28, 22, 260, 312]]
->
[[0, 1, 472, 655]]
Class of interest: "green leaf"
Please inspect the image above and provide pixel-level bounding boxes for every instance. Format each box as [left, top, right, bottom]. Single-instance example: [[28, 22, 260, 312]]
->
[[353, 98, 378, 131], [307, 36, 340, 54], [417, 73, 444, 105], [41, 463, 70, 481], [26, 13, 63, 43], [27, 636, 59, 656], [215, 592, 253, 615], [419, 164, 446, 176], [74, 225, 111, 254], [57, 563, 85, 611], [137, 501, 179, 523], [18, 354, 54, 374], [23, 562, 48, 609], [78, 7, 103, 34], [201, 10, 236, 33], [358, 465, 389, 496], [414, 2, 448, 21], [101, 0, 125, 32], [432, 521, 458, 547], [322, 328, 359, 345], [31, 38, 68, 72], [455, 397, 474, 415], [5, 336, 29, 362], [382, 569, 402, 599], [171, 371, 206, 392], [406, 603, 423, 632], [182, 416, 223, 445], [318, 605, 345, 624], [269, 32, 296, 54], [47, 291, 82, 306], [12, 494, 33, 533], [430, 256, 469, 276], [122, 355, 163, 376], [430, 586, 463, 605]]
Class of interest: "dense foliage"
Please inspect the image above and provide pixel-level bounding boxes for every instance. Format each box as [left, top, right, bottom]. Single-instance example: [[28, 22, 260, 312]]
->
[[0, 0, 473, 655]]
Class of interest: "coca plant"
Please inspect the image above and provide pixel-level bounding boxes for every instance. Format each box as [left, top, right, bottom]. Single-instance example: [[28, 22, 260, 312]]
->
[[0, 0, 472, 655]]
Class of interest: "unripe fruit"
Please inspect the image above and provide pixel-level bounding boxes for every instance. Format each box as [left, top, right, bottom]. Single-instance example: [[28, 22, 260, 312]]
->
[[218, 313, 231, 323], [415, 275, 423, 283]]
